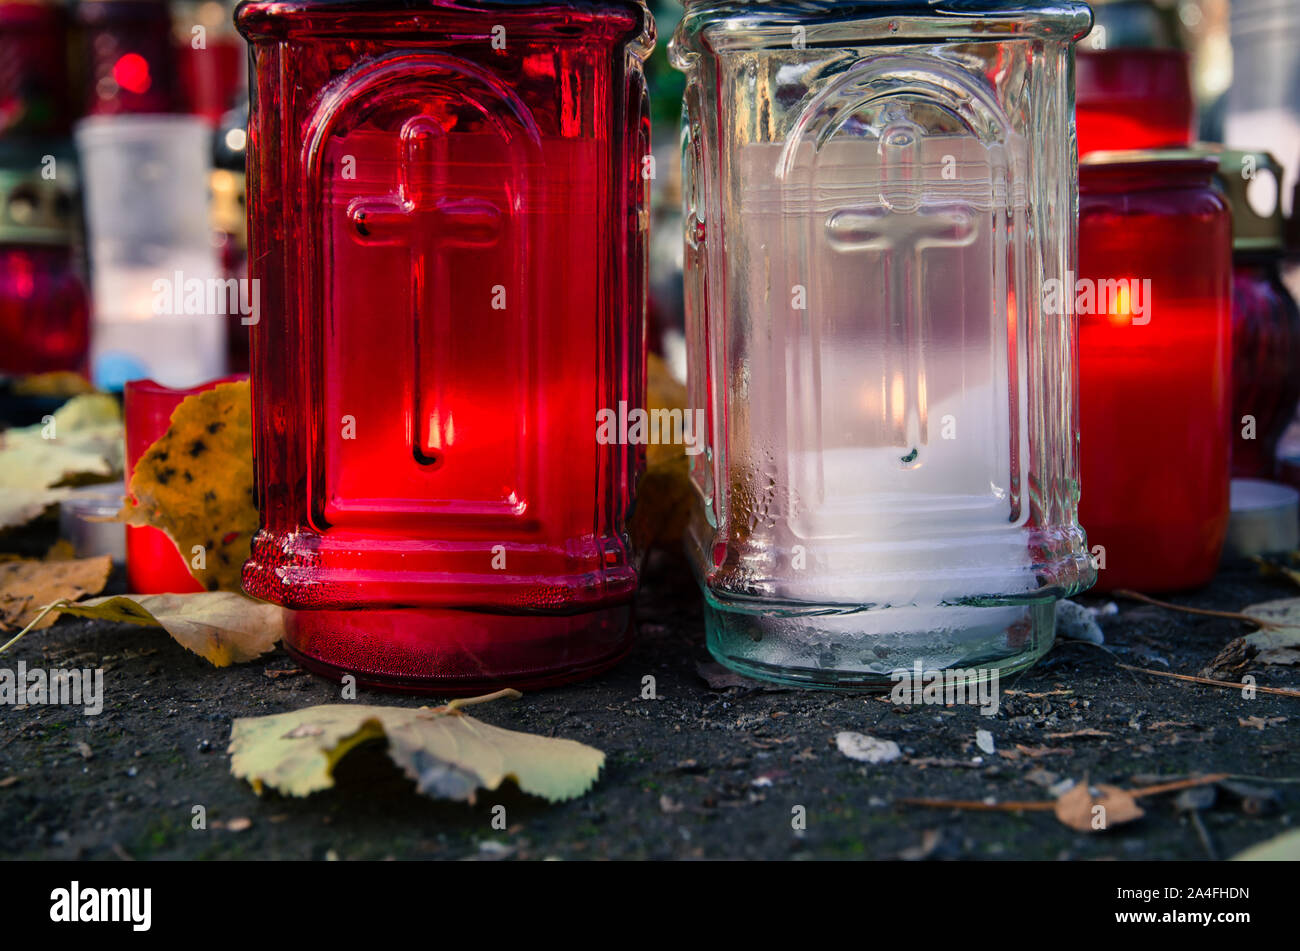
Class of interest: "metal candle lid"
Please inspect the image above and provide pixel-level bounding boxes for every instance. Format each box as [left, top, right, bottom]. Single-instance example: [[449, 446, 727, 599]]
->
[[1223, 478, 1300, 559]]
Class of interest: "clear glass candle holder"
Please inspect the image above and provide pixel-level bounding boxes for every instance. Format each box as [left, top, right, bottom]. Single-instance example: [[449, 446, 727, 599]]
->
[[671, 0, 1096, 688], [237, 0, 654, 692]]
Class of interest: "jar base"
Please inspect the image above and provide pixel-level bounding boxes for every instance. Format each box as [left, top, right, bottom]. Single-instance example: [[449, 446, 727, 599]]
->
[[702, 597, 1056, 691], [282, 604, 634, 695]]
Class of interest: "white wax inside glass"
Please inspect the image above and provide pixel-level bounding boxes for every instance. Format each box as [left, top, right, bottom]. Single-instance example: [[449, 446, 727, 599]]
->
[[733, 138, 1035, 609]]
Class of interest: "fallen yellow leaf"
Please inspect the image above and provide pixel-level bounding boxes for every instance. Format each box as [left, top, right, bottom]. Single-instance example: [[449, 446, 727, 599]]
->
[[0, 393, 123, 495], [116, 381, 257, 592], [230, 695, 605, 804], [55, 592, 284, 666]]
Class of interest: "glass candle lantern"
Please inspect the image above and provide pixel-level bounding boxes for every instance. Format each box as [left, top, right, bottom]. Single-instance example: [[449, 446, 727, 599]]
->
[[1078, 152, 1232, 592], [670, 0, 1095, 688], [237, 0, 653, 691], [1215, 149, 1300, 480], [0, 0, 75, 139], [76, 114, 226, 390], [0, 151, 90, 376], [75, 0, 181, 116]]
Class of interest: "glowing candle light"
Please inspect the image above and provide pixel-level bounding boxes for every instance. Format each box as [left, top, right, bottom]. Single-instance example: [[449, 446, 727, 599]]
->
[[236, 0, 654, 691]]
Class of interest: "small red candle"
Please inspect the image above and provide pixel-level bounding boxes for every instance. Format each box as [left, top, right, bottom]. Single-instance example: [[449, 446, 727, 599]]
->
[[124, 377, 244, 593], [75, 0, 181, 116], [1077, 153, 1232, 591], [0, 155, 90, 376], [0, 0, 74, 138], [1075, 49, 1194, 157]]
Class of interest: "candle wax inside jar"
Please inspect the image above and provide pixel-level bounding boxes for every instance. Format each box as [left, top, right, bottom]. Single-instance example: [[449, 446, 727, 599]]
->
[[729, 141, 1034, 607]]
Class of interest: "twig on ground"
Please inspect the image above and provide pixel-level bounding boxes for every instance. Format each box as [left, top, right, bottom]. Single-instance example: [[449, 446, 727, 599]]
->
[[1113, 589, 1280, 630], [1117, 663, 1300, 699], [898, 773, 1230, 813]]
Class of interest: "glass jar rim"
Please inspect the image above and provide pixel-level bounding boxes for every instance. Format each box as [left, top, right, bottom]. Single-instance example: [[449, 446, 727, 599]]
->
[[676, 0, 1093, 48]]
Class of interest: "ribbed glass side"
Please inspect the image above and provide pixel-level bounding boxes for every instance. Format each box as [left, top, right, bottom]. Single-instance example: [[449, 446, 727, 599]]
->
[[672, 1, 1094, 687]]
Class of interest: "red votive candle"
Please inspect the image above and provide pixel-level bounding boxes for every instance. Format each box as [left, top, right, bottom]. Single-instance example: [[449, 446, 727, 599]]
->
[[76, 0, 180, 116], [236, 0, 654, 692], [0, 151, 90, 376], [1214, 150, 1300, 479], [1076, 49, 1195, 157], [0, 0, 75, 138], [1078, 152, 1233, 591], [124, 376, 244, 593]]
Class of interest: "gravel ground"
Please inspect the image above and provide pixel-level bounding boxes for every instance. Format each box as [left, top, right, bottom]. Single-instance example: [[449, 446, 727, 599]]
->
[[2, 549, 1297, 861]]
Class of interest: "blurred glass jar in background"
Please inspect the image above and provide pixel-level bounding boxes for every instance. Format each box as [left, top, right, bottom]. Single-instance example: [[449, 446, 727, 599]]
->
[[76, 0, 181, 116], [0, 147, 90, 376], [1076, 47, 1195, 156], [173, 0, 247, 127], [1078, 151, 1233, 592], [1074, 0, 1195, 157], [1216, 149, 1300, 480], [0, 0, 75, 140]]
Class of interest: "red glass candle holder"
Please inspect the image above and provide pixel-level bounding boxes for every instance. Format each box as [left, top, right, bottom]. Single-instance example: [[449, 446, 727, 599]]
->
[[1078, 153, 1232, 591], [173, 1, 247, 126], [0, 153, 90, 376], [76, 0, 180, 116], [125, 377, 244, 593], [0, 0, 74, 138], [1215, 149, 1300, 479], [1076, 49, 1194, 157], [236, 0, 654, 692], [1232, 262, 1300, 478]]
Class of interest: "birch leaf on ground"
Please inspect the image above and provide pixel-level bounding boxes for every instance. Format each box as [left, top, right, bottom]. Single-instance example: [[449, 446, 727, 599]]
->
[[1054, 781, 1144, 832], [0, 393, 123, 491], [115, 380, 256, 593], [229, 700, 605, 804], [0, 555, 112, 630], [1239, 598, 1300, 665], [55, 592, 284, 666]]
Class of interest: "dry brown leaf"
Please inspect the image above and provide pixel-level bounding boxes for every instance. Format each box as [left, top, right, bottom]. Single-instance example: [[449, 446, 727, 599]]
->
[[116, 381, 256, 592], [0, 555, 112, 630], [55, 592, 283, 666], [1054, 781, 1144, 832], [1014, 744, 1074, 758]]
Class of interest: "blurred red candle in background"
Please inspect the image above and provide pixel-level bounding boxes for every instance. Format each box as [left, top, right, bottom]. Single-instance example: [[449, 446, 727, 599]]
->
[[1215, 149, 1300, 479], [76, 0, 180, 116], [0, 154, 90, 376], [1077, 153, 1232, 592], [1076, 48, 1194, 157]]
